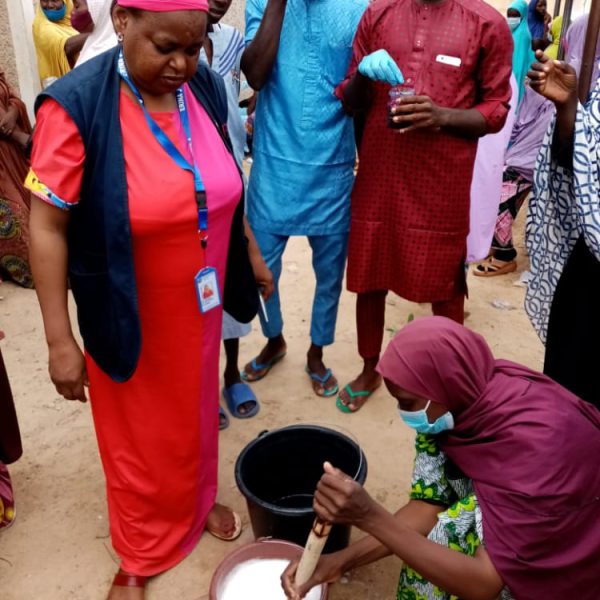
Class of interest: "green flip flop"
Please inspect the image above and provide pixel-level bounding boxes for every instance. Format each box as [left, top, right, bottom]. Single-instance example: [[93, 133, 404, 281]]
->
[[336, 384, 375, 413]]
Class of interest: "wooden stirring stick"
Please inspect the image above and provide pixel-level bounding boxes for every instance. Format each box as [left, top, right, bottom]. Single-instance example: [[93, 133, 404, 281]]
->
[[295, 517, 332, 587]]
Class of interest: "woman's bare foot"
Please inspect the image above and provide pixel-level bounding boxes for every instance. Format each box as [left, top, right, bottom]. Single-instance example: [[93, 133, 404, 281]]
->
[[107, 570, 147, 600], [242, 335, 287, 382], [107, 585, 145, 600], [338, 358, 382, 412], [206, 503, 242, 541]]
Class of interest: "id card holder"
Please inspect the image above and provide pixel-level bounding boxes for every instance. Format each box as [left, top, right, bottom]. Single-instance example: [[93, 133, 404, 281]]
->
[[435, 54, 461, 67], [194, 267, 221, 313]]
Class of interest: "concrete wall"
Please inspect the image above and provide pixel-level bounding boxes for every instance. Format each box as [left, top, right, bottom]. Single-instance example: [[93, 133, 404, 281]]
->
[[222, 0, 245, 33], [2, 0, 39, 119], [7, 0, 40, 118], [0, 0, 19, 90]]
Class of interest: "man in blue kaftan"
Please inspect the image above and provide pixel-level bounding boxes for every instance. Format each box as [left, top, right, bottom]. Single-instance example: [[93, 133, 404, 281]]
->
[[240, 0, 367, 396]]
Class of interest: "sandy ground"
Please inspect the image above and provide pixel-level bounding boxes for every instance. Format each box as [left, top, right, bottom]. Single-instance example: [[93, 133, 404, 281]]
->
[[0, 205, 543, 599]]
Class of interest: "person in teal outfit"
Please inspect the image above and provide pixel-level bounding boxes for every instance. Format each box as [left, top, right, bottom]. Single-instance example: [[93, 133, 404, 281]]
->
[[507, 0, 536, 105], [240, 0, 367, 396]]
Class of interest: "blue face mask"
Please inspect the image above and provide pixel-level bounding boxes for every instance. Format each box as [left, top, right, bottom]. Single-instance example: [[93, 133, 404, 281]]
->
[[506, 16, 521, 31], [398, 400, 454, 435], [43, 4, 67, 22]]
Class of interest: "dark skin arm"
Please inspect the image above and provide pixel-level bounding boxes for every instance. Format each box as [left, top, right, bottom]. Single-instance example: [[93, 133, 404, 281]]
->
[[340, 71, 372, 114], [351, 501, 503, 600], [64, 32, 90, 67], [246, 92, 258, 116], [342, 74, 488, 137], [282, 498, 441, 598], [342, 66, 488, 137], [241, 0, 287, 90], [528, 50, 578, 147], [244, 216, 274, 300], [29, 197, 89, 403], [203, 24, 214, 67], [391, 97, 488, 138], [284, 463, 504, 600], [0, 105, 30, 151], [10, 130, 31, 150]]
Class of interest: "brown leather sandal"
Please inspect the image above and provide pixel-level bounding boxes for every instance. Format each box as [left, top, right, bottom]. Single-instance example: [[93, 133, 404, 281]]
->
[[473, 256, 517, 277], [112, 569, 148, 588]]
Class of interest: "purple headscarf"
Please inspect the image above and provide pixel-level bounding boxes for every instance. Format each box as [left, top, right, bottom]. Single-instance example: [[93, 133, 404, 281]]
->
[[378, 317, 600, 600], [467, 75, 519, 262], [507, 14, 600, 180], [505, 85, 555, 180], [564, 13, 600, 92]]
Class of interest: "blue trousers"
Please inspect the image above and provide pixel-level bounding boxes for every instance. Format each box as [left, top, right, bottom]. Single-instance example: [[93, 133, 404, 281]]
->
[[252, 230, 348, 347]]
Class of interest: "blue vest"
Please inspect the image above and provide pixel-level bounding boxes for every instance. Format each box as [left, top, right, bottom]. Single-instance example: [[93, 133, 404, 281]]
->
[[36, 47, 257, 383]]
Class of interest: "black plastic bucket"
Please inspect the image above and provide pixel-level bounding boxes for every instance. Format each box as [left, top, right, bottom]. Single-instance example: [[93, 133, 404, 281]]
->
[[235, 425, 368, 553]]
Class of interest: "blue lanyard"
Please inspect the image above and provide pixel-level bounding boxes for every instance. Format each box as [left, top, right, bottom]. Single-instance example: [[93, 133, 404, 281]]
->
[[117, 50, 208, 242]]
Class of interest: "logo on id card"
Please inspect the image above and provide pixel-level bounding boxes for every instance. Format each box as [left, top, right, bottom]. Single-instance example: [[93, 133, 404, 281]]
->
[[195, 267, 221, 313]]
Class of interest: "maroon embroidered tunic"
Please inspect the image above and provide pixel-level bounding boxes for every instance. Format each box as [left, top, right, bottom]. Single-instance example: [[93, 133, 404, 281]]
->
[[337, 0, 513, 302]]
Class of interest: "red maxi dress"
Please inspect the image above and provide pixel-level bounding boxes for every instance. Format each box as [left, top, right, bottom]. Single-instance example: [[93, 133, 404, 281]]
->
[[337, 0, 513, 302], [28, 87, 242, 575]]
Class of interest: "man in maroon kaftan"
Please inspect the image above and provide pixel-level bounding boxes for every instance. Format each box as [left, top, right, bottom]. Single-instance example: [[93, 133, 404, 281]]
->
[[336, 0, 513, 411]]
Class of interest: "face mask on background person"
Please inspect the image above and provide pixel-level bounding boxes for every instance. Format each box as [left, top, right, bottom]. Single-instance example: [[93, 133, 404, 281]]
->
[[42, 3, 67, 21], [398, 400, 455, 435], [507, 17, 521, 31], [71, 8, 93, 32]]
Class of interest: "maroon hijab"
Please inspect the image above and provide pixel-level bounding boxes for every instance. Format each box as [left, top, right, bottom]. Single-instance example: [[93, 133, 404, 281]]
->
[[377, 317, 600, 600]]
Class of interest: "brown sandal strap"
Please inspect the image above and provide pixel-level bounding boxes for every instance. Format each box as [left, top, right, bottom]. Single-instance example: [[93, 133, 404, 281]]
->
[[473, 257, 517, 277], [113, 570, 148, 588]]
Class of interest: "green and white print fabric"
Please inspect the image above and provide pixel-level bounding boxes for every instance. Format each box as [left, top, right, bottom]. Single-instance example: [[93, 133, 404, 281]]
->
[[396, 434, 513, 600]]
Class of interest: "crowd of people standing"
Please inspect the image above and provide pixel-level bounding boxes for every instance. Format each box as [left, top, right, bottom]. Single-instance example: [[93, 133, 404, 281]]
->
[[0, 0, 599, 598]]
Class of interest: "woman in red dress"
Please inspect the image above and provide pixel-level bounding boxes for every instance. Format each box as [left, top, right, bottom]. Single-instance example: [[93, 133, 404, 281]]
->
[[27, 1, 269, 598]]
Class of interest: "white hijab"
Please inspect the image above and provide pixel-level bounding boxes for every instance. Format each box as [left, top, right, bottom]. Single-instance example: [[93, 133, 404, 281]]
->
[[75, 0, 118, 67]]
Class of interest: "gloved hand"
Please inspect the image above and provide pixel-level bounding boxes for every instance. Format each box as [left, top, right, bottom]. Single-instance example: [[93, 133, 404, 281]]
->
[[358, 49, 404, 85]]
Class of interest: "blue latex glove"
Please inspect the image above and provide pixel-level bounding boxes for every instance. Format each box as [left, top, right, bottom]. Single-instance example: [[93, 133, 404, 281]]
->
[[358, 49, 404, 86]]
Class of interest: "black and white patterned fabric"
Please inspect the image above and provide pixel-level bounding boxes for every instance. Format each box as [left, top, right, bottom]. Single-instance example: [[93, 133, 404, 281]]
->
[[526, 76, 600, 342]]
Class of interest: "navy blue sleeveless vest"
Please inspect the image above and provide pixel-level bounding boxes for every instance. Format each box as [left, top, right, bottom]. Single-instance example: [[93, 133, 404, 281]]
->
[[35, 47, 257, 383]]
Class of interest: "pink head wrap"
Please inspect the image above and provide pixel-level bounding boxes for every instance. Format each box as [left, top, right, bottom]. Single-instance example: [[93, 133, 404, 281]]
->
[[377, 316, 600, 600], [117, 0, 208, 11]]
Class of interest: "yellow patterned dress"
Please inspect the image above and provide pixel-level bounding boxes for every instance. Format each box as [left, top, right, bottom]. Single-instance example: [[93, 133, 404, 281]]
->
[[397, 435, 514, 600]]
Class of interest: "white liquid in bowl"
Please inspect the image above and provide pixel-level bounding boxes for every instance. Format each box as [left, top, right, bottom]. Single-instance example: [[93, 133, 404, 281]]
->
[[218, 558, 323, 600]]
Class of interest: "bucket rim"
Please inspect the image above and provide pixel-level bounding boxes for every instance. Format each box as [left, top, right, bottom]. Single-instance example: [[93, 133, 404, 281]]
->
[[234, 424, 367, 516]]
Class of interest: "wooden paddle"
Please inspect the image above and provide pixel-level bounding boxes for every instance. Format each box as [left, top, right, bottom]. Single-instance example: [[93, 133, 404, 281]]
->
[[295, 517, 332, 587]]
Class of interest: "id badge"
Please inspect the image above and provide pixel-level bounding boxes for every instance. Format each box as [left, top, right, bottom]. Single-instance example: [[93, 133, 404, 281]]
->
[[194, 267, 221, 313], [435, 54, 461, 67]]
